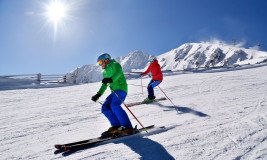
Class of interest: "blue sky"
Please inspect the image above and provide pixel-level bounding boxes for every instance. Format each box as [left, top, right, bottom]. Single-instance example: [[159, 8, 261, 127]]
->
[[0, 0, 267, 74]]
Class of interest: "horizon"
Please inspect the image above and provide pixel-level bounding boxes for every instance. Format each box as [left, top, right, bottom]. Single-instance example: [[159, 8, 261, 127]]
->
[[1, 0, 267, 75]]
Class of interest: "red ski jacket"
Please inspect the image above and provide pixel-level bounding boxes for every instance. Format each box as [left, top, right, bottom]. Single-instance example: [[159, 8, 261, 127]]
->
[[142, 60, 163, 81]]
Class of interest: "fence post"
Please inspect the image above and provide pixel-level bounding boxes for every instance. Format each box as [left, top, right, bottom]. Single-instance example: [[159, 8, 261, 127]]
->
[[63, 75, 67, 83], [37, 73, 41, 82]]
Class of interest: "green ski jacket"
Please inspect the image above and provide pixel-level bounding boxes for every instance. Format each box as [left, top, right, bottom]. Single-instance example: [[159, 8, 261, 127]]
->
[[97, 59, 128, 95]]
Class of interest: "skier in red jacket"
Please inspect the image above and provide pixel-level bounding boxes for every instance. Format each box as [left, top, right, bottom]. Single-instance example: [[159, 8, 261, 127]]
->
[[140, 56, 163, 103]]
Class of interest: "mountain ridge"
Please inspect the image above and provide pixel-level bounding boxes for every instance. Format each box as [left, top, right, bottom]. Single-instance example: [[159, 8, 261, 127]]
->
[[69, 42, 267, 83]]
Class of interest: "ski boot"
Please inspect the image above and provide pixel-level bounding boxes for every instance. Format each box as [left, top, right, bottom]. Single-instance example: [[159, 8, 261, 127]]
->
[[101, 126, 120, 138], [112, 126, 134, 137], [143, 97, 155, 104]]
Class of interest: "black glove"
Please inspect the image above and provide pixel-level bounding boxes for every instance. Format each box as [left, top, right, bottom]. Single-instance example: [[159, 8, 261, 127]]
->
[[91, 93, 101, 102], [102, 78, 113, 85], [140, 73, 144, 77]]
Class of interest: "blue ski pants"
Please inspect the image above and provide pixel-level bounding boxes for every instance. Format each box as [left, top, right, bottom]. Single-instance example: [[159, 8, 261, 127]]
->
[[101, 90, 133, 129], [147, 80, 162, 99]]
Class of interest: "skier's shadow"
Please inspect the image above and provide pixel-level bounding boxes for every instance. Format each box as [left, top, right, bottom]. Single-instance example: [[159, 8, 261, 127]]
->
[[113, 126, 175, 160], [155, 102, 209, 117], [118, 136, 175, 160]]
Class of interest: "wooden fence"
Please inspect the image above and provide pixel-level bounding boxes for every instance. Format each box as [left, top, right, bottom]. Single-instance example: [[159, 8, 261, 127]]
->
[[0, 73, 77, 84]]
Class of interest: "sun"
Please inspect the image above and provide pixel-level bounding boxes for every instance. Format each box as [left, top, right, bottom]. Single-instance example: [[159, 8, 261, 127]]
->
[[44, 0, 69, 37], [46, 0, 67, 24], [41, 0, 82, 40]]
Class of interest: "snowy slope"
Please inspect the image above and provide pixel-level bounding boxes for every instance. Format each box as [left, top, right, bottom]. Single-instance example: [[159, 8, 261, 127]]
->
[[1, 65, 267, 160]]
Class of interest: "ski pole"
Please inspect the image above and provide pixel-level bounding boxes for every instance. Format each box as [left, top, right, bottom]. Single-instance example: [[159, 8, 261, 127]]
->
[[157, 85, 176, 107], [111, 88, 148, 133], [141, 76, 144, 94]]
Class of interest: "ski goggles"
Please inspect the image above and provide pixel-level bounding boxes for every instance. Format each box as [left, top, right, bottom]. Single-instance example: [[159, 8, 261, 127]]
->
[[98, 59, 104, 66]]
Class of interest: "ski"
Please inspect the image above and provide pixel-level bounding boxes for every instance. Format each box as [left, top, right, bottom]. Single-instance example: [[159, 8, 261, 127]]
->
[[54, 125, 155, 153], [127, 97, 167, 107]]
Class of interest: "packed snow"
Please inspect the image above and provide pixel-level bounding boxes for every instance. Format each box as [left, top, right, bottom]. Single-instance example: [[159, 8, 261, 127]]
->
[[0, 65, 266, 159]]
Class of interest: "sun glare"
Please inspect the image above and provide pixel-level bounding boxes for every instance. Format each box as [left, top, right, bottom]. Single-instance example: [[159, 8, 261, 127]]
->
[[47, 1, 66, 23], [44, 0, 69, 38], [46, 0, 67, 24]]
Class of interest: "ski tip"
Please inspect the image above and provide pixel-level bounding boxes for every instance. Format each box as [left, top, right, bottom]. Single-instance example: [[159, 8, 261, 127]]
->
[[54, 144, 70, 151], [54, 144, 61, 150], [54, 149, 62, 154]]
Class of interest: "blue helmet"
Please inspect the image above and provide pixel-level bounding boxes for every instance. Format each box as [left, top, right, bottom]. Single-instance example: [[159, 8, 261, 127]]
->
[[97, 53, 111, 62]]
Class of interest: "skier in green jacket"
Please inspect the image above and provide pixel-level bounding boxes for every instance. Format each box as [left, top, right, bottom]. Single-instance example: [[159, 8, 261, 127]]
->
[[91, 53, 133, 137]]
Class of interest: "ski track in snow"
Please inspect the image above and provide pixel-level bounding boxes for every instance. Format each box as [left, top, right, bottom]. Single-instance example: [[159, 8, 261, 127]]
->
[[1, 66, 267, 160]]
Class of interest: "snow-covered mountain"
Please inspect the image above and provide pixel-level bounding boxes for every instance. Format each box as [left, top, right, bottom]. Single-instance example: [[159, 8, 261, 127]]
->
[[69, 51, 151, 83], [115, 50, 150, 72], [69, 42, 267, 84], [158, 42, 267, 70], [66, 64, 102, 84]]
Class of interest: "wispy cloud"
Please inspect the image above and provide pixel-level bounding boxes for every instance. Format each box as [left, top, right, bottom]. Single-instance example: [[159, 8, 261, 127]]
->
[[25, 11, 35, 16], [200, 37, 246, 48]]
